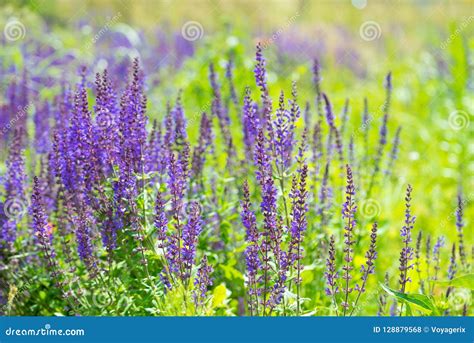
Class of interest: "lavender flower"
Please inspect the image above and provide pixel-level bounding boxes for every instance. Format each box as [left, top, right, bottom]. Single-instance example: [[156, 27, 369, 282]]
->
[[351, 222, 378, 316], [193, 255, 213, 309], [318, 162, 333, 227], [288, 164, 308, 314], [359, 223, 378, 285], [171, 92, 188, 147], [73, 208, 96, 274], [118, 58, 147, 172], [182, 201, 203, 282], [1, 128, 27, 250], [241, 180, 261, 315], [254, 43, 273, 133], [325, 235, 339, 314], [425, 233, 432, 285], [94, 69, 119, 171], [274, 89, 299, 169], [432, 236, 445, 282], [191, 112, 213, 181], [67, 76, 99, 196], [456, 193, 467, 268], [209, 63, 234, 163], [288, 164, 309, 270], [448, 243, 457, 281], [252, 127, 281, 313], [445, 244, 457, 302], [31, 177, 64, 285], [322, 94, 344, 166], [145, 119, 164, 174], [312, 58, 323, 119], [155, 190, 168, 250], [399, 184, 416, 293], [415, 231, 424, 293], [385, 126, 401, 176], [341, 164, 357, 315], [242, 87, 259, 160], [31, 177, 55, 258], [254, 129, 272, 186], [166, 152, 186, 274]]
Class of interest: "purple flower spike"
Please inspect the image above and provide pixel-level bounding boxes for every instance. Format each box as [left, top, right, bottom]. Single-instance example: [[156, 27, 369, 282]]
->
[[351, 222, 378, 316], [341, 164, 356, 315], [193, 255, 213, 309], [385, 126, 401, 176], [1, 128, 27, 251], [399, 184, 416, 293], [241, 180, 261, 315], [31, 176, 64, 285], [182, 201, 203, 282], [242, 87, 260, 161], [325, 235, 339, 314], [312, 58, 323, 119], [455, 193, 467, 268], [254, 43, 273, 135], [322, 94, 344, 165]]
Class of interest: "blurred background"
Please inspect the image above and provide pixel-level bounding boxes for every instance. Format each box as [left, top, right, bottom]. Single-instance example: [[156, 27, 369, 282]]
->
[[0, 0, 472, 306]]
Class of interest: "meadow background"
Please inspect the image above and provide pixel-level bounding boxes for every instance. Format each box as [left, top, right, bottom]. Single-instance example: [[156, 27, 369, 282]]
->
[[0, 0, 472, 316]]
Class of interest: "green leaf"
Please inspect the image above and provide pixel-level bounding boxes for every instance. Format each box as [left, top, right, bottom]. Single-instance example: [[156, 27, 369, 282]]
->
[[301, 269, 314, 285], [380, 283, 439, 315], [435, 274, 474, 289], [212, 283, 228, 308]]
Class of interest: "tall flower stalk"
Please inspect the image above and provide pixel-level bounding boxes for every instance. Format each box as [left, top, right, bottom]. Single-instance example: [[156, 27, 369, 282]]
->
[[399, 184, 415, 294], [350, 222, 378, 316], [455, 193, 467, 269], [341, 164, 356, 315], [368, 73, 392, 196]]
